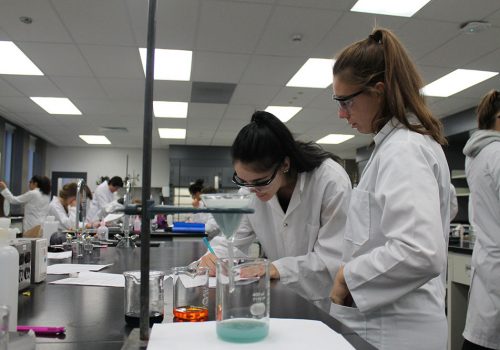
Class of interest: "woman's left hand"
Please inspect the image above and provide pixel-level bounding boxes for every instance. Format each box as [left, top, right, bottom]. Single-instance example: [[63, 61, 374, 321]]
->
[[330, 265, 352, 306], [0, 181, 6, 190]]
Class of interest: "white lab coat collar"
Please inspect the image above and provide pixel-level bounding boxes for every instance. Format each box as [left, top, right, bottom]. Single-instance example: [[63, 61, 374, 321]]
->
[[269, 170, 306, 217]]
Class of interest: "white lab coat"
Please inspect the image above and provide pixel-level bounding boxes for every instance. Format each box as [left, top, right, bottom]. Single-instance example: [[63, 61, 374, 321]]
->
[[86, 181, 116, 223], [330, 118, 450, 350], [192, 202, 220, 239], [48, 197, 75, 230], [1, 188, 50, 231], [462, 130, 500, 349], [210, 158, 351, 307]]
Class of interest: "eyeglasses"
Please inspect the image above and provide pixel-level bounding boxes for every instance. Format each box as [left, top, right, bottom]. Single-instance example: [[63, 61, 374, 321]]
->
[[332, 89, 365, 113], [232, 162, 282, 188]]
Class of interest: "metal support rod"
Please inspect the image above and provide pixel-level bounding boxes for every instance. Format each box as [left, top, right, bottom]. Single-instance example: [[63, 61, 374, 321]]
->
[[140, 0, 157, 341]]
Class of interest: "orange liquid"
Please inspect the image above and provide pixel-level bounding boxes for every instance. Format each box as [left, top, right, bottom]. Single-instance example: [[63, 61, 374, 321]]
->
[[173, 305, 209, 322]]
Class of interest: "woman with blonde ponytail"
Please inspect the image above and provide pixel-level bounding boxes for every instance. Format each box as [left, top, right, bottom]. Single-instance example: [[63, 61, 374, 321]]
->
[[329, 28, 450, 349]]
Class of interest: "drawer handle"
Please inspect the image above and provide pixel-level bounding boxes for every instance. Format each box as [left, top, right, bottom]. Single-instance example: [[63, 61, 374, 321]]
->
[[465, 264, 471, 271]]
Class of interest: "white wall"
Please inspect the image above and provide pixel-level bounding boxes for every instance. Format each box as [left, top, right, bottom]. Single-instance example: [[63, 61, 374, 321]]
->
[[45, 146, 169, 190]]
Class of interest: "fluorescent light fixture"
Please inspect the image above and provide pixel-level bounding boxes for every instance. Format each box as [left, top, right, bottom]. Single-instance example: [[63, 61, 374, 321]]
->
[[153, 101, 188, 118], [287, 58, 335, 88], [351, 0, 431, 17], [79, 135, 111, 145], [139, 48, 192, 81], [158, 128, 186, 139], [30, 97, 82, 115], [0, 41, 44, 75], [317, 134, 355, 144], [422, 69, 499, 97], [264, 106, 302, 123]]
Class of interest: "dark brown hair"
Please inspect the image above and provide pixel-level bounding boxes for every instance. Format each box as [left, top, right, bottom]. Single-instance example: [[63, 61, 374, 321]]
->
[[476, 90, 500, 130], [333, 28, 447, 145], [59, 182, 77, 200]]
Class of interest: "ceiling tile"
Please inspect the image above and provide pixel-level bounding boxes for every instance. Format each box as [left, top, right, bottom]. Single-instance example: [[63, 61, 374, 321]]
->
[[230, 84, 281, 106], [0, 0, 72, 42], [52, 0, 136, 46], [1, 76, 62, 97], [416, 0, 500, 23], [196, 1, 272, 53], [192, 51, 250, 83], [51, 77, 106, 99], [17, 42, 93, 77], [254, 6, 342, 57], [240, 55, 304, 85], [79, 45, 143, 79]]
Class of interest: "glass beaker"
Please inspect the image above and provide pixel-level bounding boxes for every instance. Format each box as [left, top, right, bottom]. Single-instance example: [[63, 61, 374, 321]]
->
[[216, 258, 270, 343], [123, 270, 165, 327], [171, 266, 209, 322], [0, 305, 8, 350]]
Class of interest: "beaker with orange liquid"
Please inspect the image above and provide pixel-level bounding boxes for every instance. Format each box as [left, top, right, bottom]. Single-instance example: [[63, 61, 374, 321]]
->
[[171, 265, 209, 322]]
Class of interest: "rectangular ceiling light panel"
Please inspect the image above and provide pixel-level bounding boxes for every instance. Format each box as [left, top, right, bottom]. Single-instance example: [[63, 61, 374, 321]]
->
[[158, 128, 186, 139], [153, 101, 188, 118], [286, 58, 335, 88], [422, 69, 499, 97], [264, 106, 302, 123], [79, 135, 111, 145], [317, 134, 354, 144], [351, 0, 431, 17], [30, 97, 82, 115], [139, 48, 192, 81], [0, 41, 44, 75]]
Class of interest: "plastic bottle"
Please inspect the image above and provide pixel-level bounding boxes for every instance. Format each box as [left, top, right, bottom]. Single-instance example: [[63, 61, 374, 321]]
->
[[133, 216, 141, 233], [0, 228, 19, 331], [96, 220, 109, 241]]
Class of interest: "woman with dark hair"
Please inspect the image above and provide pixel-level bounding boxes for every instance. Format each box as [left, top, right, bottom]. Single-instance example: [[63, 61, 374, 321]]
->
[[0, 175, 51, 231], [462, 90, 500, 350], [199, 110, 351, 307], [188, 179, 204, 208], [329, 28, 450, 349]]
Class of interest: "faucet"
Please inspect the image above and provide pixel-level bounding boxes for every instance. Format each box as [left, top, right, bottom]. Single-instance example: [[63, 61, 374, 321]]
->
[[75, 179, 87, 238]]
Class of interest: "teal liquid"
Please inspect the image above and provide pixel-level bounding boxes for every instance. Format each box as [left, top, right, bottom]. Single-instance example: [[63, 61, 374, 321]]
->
[[217, 318, 269, 343], [212, 213, 242, 239]]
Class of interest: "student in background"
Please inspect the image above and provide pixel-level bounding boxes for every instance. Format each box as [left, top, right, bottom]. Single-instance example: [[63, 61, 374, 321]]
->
[[462, 90, 500, 350], [188, 179, 204, 208], [199, 111, 351, 308], [0, 175, 51, 231], [329, 28, 450, 349], [86, 176, 123, 224], [48, 182, 78, 230], [193, 186, 220, 240]]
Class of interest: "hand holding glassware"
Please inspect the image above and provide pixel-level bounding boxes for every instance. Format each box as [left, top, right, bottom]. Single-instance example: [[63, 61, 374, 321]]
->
[[216, 258, 270, 343]]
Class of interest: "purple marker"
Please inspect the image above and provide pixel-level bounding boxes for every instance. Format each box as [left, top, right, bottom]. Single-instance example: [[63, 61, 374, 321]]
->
[[17, 326, 66, 335]]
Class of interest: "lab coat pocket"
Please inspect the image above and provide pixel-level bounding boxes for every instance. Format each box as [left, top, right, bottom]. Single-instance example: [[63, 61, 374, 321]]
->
[[345, 188, 370, 246], [330, 302, 367, 338]]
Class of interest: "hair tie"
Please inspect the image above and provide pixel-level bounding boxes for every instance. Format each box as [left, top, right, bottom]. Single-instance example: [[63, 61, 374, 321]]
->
[[369, 32, 382, 44]]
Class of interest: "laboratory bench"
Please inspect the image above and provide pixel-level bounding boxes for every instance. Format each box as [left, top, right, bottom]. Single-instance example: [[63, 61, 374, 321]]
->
[[18, 242, 376, 350], [447, 241, 473, 350]]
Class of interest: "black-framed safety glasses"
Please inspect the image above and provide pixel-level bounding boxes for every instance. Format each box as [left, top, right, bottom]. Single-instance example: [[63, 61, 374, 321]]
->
[[232, 161, 283, 188], [332, 89, 365, 112]]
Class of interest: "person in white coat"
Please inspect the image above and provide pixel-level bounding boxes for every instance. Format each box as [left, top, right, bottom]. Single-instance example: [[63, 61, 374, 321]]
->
[[86, 176, 123, 225], [329, 28, 450, 350], [0, 175, 51, 231], [199, 111, 351, 307], [462, 89, 500, 350], [48, 182, 78, 230]]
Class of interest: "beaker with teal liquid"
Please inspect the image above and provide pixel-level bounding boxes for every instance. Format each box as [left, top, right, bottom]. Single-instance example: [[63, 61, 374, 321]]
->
[[215, 258, 270, 343]]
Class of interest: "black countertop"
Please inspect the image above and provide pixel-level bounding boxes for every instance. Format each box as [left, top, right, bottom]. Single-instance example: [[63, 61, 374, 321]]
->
[[18, 242, 376, 350], [448, 240, 473, 255]]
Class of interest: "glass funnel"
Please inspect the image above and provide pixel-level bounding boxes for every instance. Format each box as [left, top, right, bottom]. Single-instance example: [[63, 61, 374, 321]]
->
[[200, 193, 252, 240]]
